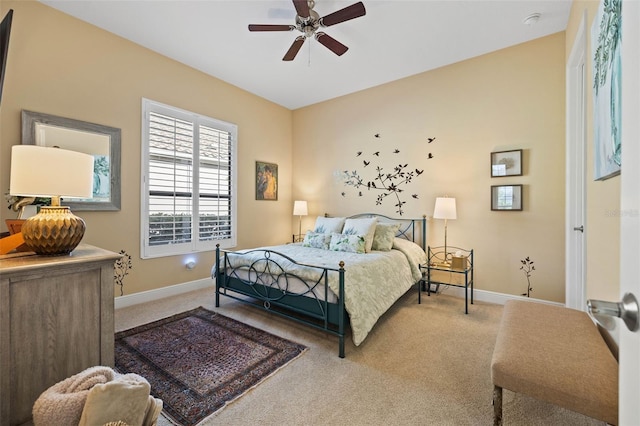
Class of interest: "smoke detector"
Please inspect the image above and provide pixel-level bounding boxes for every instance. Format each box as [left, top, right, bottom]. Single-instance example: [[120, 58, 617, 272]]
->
[[523, 13, 541, 25]]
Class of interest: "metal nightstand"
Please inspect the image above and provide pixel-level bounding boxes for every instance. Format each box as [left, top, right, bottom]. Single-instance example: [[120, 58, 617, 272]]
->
[[418, 246, 474, 314]]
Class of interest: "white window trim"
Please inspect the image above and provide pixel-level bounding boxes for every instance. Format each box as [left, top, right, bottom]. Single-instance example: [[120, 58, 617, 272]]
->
[[140, 98, 237, 259]]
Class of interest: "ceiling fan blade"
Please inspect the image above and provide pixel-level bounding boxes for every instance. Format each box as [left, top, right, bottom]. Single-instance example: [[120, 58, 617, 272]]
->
[[315, 32, 348, 56], [283, 36, 306, 61], [320, 1, 366, 27], [248, 24, 294, 32], [292, 0, 310, 18]]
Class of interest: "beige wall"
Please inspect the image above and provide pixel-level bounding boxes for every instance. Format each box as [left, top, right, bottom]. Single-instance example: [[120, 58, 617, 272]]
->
[[293, 33, 567, 302], [2, 1, 608, 305], [565, 0, 620, 302], [0, 1, 293, 295]]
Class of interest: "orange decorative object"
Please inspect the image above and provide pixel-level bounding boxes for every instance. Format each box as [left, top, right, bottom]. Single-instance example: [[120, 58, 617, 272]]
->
[[0, 232, 25, 255], [5, 219, 25, 234]]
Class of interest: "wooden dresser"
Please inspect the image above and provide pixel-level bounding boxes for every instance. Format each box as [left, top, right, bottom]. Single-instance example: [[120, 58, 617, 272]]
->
[[0, 244, 121, 426]]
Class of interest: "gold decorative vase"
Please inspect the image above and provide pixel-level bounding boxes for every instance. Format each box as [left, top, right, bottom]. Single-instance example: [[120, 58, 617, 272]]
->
[[21, 206, 86, 255]]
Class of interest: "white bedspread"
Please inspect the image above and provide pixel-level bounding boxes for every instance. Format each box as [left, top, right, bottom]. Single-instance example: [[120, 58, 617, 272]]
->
[[222, 238, 426, 346]]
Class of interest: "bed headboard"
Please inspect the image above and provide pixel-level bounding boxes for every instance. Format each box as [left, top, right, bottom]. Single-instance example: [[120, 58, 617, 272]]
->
[[325, 213, 427, 251]]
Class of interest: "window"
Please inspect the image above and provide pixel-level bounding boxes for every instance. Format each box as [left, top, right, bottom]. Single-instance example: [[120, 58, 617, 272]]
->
[[141, 99, 237, 258]]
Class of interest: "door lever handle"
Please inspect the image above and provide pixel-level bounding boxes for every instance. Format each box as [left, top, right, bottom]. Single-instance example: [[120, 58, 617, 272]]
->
[[573, 225, 584, 232], [587, 293, 639, 332]]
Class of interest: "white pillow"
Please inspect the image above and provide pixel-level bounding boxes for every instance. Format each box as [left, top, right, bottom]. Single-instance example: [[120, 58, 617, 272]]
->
[[372, 223, 401, 251], [329, 233, 366, 254], [313, 216, 345, 234], [342, 217, 378, 252]]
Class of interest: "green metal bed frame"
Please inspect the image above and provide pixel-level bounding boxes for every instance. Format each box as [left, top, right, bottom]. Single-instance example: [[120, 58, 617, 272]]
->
[[214, 214, 426, 358]]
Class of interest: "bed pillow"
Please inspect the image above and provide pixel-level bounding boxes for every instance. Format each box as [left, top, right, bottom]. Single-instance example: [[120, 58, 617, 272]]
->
[[371, 223, 401, 251], [342, 217, 377, 252], [312, 216, 346, 234], [329, 233, 366, 254], [302, 231, 331, 249]]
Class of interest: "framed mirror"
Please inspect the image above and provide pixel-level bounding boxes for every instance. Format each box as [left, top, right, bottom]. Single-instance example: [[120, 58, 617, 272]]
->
[[21, 110, 121, 211]]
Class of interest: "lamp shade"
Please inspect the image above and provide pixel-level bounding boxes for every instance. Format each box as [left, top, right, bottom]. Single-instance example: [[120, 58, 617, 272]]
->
[[10, 145, 93, 199], [9, 145, 94, 255], [293, 200, 308, 216], [433, 197, 457, 220]]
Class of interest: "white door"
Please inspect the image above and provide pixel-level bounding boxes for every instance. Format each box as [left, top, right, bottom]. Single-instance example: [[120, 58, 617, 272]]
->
[[566, 11, 587, 311], [619, 0, 640, 422]]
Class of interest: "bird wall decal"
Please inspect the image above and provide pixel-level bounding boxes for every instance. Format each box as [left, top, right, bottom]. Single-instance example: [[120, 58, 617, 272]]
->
[[341, 133, 439, 215]]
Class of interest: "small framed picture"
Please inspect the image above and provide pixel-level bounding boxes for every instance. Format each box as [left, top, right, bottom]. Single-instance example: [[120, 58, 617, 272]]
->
[[256, 161, 278, 200], [491, 184, 523, 211], [490, 149, 523, 177]]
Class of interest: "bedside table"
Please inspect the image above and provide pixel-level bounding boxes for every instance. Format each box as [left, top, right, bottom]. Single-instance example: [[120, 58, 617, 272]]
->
[[418, 246, 474, 314]]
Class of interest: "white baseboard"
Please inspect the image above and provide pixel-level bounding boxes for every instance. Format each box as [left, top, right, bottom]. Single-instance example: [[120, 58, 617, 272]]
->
[[114, 278, 215, 309], [115, 279, 564, 310], [433, 284, 564, 307]]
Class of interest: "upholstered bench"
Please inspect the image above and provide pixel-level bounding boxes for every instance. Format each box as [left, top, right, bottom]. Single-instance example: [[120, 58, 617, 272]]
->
[[491, 300, 618, 425]]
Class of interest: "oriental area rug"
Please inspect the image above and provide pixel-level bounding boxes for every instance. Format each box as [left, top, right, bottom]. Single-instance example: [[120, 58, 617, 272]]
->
[[115, 307, 307, 426]]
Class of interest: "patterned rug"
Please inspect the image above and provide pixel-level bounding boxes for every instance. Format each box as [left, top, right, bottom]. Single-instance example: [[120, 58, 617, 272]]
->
[[115, 307, 307, 426]]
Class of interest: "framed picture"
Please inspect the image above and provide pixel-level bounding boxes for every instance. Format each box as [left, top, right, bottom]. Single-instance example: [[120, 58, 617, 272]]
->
[[21, 110, 121, 211], [591, 0, 621, 180], [490, 149, 522, 177], [256, 161, 278, 200], [491, 184, 523, 211]]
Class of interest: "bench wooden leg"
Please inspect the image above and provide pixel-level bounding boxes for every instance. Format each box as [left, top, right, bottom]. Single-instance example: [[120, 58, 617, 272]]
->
[[493, 385, 503, 426]]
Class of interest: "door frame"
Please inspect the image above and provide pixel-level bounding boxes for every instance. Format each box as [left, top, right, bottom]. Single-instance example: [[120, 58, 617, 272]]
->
[[618, 0, 640, 421], [565, 10, 588, 311]]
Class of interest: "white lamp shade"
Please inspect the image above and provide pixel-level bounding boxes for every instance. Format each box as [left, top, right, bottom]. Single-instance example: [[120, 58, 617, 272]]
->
[[10, 145, 94, 199], [293, 200, 308, 216], [433, 197, 457, 220]]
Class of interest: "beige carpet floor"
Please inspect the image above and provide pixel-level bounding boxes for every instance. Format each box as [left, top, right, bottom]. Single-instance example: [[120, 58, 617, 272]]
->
[[115, 286, 605, 426]]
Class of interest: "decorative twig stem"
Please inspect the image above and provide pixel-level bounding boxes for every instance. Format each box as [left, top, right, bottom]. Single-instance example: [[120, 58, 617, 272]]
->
[[114, 250, 133, 296], [519, 256, 535, 297]]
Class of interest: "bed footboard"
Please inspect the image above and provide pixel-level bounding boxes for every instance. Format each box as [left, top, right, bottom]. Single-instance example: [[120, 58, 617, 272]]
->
[[214, 245, 347, 358]]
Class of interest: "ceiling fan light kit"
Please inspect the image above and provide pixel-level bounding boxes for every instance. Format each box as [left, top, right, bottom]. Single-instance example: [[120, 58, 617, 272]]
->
[[248, 0, 366, 61]]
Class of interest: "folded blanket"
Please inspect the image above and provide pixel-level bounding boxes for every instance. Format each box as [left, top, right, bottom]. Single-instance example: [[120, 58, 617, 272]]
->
[[78, 373, 163, 426], [32, 366, 116, 426], [32, 366, 162, 426]]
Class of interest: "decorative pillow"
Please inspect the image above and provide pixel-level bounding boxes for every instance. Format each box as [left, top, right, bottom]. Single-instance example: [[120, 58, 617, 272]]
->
[[342, 217, 377, 252], [312, 216, 346, 234], [371, 223, 401, 251], [302, 231, 331, 249], [329, 233, 366, 254]]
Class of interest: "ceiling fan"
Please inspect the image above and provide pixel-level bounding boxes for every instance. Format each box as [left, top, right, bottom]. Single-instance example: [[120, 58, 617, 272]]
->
[[248, 0, 366, 61]]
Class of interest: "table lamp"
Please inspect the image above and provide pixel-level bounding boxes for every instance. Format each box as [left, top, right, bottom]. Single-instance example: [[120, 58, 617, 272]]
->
[[433, 197, 457, 266], [293, 200, 308, 241], [9, 145, 94, 255]]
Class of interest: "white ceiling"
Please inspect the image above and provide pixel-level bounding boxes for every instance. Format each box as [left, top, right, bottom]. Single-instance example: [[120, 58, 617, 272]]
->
[[39, 0, 572, 110]]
